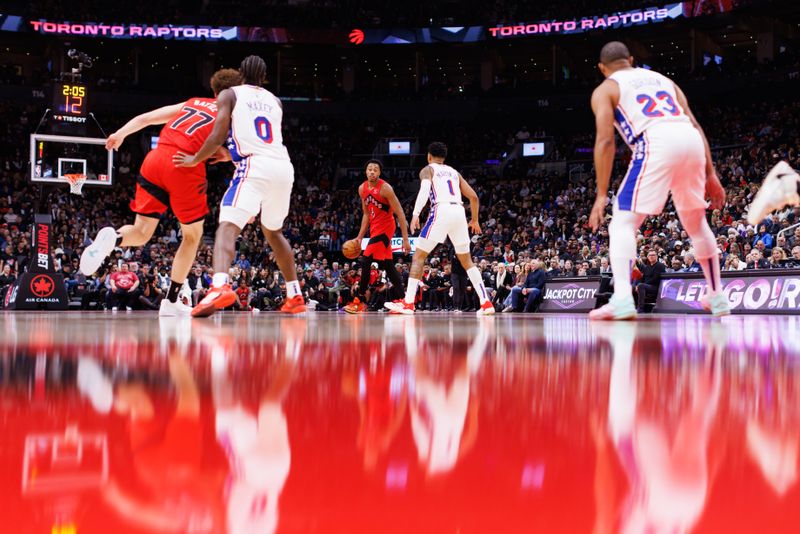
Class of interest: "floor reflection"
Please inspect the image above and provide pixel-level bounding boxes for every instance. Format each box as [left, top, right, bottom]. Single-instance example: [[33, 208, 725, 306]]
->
[[0, 313, 798, 533]]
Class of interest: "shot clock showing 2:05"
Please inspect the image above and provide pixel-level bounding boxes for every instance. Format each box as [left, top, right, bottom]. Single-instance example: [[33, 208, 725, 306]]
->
[[54, 83, 88, 117]]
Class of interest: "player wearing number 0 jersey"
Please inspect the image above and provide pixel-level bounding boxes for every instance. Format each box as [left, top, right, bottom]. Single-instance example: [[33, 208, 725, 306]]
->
[[174, 55, 306, 316], [385, 142, 494, 316], [80, 68, 241, 317], [588, 42, 729, 319]]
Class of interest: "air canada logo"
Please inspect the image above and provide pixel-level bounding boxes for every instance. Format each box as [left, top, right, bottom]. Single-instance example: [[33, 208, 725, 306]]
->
[[31, 275, 55, 298], [349, 28, 365, 44]]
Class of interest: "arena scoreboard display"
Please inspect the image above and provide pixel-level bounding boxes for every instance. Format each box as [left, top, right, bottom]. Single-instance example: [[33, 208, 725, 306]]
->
[[53, 82, 88, 124]]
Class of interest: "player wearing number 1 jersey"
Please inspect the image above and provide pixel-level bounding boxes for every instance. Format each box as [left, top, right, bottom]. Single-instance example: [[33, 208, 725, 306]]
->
[[80, 68, 241, 316], [175, 55, 306, 316], [385, 142, 494, 316], [587, 42, 729, 319]]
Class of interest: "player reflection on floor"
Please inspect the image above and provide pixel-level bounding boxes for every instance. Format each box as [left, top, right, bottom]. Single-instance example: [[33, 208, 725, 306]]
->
[[592, 322, 723, 534], [99, 343, 226, 532], [406, 320, 490, 476], [209, 319, 302, 534]]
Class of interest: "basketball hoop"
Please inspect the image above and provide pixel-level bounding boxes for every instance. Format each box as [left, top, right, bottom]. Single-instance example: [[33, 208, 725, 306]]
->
[[63, 173, 87, 196]]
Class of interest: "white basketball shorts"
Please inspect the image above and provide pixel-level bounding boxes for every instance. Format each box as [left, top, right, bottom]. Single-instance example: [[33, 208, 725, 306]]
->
[[219, 157, 294, 230], [615, 123, 707, 215], [416, 203, 471, 254]]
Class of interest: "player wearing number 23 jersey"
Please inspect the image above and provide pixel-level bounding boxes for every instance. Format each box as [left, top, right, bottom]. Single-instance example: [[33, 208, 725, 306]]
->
[[608, 66, 706, 215], [588, 42, 728, 321]]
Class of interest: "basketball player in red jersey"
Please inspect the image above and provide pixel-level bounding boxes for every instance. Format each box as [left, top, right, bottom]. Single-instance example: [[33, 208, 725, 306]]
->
[[344, 160, 411, 313], [80, 69, 241, 316]]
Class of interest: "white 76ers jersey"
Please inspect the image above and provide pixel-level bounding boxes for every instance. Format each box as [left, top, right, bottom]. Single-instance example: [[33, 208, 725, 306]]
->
[[227, 85, 290, 163], [609, 67, 692, 147], [428, 163, 462, 205]]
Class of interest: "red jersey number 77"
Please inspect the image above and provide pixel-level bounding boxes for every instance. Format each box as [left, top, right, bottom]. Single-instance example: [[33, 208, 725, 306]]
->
[[170, 106, 215, 136]]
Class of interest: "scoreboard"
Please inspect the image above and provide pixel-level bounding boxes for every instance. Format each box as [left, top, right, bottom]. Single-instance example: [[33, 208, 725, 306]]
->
[[52, 82, 88, 124]]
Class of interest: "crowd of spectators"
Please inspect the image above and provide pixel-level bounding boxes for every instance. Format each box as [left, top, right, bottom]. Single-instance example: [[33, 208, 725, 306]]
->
[[1, 82, 800, 312]]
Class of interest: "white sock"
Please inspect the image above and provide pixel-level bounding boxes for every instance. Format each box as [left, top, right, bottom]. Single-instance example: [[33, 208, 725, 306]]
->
[[286, 280, 301, 298], [404, 277, 421, 304], [212, 272, 229, 288], [608, 210, 645, 300], [610, 256, 632, 299], [466, 266, 489, 304]]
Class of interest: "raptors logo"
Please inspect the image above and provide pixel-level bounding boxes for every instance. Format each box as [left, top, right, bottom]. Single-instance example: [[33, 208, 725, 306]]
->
[[30, 275, 55, 298], [349, 29, 365, 45]]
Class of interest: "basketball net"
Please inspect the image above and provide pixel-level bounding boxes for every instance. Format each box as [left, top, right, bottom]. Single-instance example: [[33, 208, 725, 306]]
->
[[63, 173, 87, 196]]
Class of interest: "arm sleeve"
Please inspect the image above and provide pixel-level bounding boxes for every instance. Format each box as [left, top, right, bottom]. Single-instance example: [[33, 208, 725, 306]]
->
[[413, 180, 432, 218]]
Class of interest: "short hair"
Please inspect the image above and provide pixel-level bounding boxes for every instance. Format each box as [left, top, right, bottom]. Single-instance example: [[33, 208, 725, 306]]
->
[[240, 55, 267, 84], [210, 68, 241, 95], [428, 142, 448, 159], [600, 41, 631, 65], [365, 159, 383, 172]]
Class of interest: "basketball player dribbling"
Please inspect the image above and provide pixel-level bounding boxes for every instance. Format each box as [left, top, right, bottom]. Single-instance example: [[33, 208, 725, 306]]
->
[[588, 42, 730, 319], [344, 159, 411, 314], [80, 69, 241, 316], [384, 142, 494, 316], [174, 56, 306, 316]]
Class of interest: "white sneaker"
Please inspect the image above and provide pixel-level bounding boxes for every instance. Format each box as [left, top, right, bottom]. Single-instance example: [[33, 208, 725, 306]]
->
[[126, 307, 133, 311], [111, 307, 118, 312], [159, 298, 194, 317], [588, 294, 637, 320], [701, 293, 731, 317], [747, 161, 800, 225], [80, 226, 118, 276]]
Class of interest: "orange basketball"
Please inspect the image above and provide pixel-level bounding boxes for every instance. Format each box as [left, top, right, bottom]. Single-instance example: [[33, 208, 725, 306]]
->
[[342, 239, 362, 259]]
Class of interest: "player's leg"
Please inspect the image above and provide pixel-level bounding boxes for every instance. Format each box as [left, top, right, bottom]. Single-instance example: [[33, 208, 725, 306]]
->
[[81, 215, 159, 276], [381, 260, 404, 302], [344, 255, 371, 313], [259, 165, 305, 314], [671, 136, 730, 316], [450, 212, 493, 315], [747, 161, 800, 226]]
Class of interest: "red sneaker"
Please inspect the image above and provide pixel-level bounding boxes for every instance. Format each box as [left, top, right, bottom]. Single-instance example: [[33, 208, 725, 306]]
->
[[384, 299, 414, 315], [280, 295, 307, 315], [344, 297, 367, 314], [477, 300, 496, 316], [191, 284, 237, 318]]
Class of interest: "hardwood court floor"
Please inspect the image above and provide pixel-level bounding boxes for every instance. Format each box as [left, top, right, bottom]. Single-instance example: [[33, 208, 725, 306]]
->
[[1, 311, 798, 533]]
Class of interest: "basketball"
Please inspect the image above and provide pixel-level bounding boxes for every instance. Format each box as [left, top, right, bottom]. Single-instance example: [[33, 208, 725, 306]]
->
[[342, 239, 361, 259]]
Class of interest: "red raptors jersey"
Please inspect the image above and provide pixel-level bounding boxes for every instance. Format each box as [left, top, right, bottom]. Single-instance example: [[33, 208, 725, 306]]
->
[[361, 179, 396, 237], [157, 97, 219, 153]]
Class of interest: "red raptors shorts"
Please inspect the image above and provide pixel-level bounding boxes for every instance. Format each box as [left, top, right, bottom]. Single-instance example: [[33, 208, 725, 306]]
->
[[131, 147, 209, 224], [364, 233, 393, 261]]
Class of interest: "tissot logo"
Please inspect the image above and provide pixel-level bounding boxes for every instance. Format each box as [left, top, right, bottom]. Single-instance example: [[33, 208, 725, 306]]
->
[[30, 275, 55, 298], [349, 29, 365, 45]]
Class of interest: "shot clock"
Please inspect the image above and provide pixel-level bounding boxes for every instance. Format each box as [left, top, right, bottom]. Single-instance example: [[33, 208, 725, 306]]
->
[[52, 83, 88, 124]]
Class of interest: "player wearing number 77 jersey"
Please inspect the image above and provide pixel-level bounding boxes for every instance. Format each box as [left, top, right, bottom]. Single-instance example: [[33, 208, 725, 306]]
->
[[384, 142, 494, 316], [587, 41, 729, 319], [80, 68, 240, 317], [174, 55, 306, 316]]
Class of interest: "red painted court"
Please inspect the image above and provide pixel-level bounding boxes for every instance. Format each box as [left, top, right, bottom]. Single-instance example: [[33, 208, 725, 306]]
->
[[1, 312, 798, 533]]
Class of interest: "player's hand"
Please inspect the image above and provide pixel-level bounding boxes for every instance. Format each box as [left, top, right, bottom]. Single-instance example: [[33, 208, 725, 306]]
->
[[173, 151, 200, 168], [410, 216, 420, 234], [468, 220, 482, 235], [589, 197, 607, 232], [705, 169, 726, 210], [208, 147, 231, 165], [402, 239, 412, 254], [105, 132, 125, 151]]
